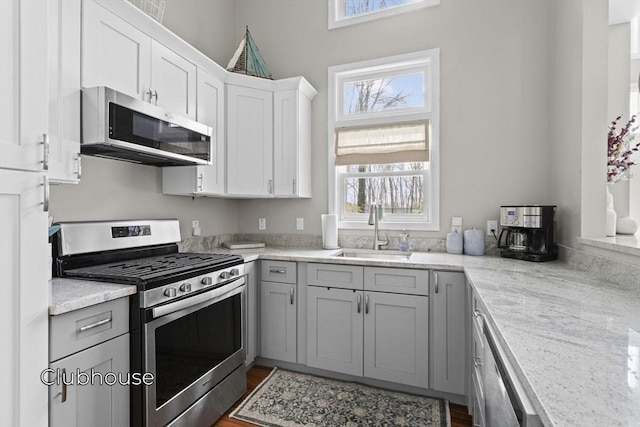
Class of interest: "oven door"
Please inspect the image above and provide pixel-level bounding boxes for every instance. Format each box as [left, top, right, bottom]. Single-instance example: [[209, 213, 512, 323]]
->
[[143, 278, 246, 427]]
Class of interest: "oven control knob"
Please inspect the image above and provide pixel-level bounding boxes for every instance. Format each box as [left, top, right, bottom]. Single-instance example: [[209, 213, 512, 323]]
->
[[230, 268, 240, 276], [219, 271, 231, 280], [201, 277, 213, 286], [164, 287, 177, 297], [179, 283, 191, 293]]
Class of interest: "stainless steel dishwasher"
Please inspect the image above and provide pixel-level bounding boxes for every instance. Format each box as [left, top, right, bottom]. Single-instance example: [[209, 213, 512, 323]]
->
[[483, 324, 543, 427]]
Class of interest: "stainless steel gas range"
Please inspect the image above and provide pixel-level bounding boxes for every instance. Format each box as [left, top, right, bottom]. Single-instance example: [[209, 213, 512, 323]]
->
[[53, 219, 247, 427]]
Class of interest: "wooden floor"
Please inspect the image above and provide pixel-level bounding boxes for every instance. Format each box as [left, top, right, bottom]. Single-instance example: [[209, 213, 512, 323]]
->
[[213, 365, 473, 427]]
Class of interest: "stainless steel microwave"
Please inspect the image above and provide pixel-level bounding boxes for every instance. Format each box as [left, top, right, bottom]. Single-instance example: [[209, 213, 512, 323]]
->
[[81, 86, 212, 166]]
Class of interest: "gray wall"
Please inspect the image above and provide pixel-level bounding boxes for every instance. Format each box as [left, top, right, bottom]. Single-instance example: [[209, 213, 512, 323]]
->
[[233, 0, 554, 237]]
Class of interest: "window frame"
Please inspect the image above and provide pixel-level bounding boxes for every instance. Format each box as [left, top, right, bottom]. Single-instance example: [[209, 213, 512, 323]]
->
[[328, 0, 440, 30], [328, 49, 440, 231]]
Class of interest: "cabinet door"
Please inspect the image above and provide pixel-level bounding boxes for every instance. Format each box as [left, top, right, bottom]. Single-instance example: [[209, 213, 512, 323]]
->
[[49, 334, 130, 427], [306, 287, 363, 376], [150, 41, 196, 119], [195, 67, 224, 194], [431, 271, 467, 395], [273, 88, 312, 197], [260, 281, 296, 362], [226, 84, 273, 196], [0, 170, 49, 427], [245, 262, 258, 365], [48, 0, 81, 183], [82, 0, 151, 101], [273, 89, 298, 197], [364, 292, 429, 388], [0, 0, 49, 172]]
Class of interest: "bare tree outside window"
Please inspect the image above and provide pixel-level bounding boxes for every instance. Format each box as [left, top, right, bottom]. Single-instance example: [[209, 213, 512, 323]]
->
[[342, 78, 425, 215], [345, 0, 410, 17]]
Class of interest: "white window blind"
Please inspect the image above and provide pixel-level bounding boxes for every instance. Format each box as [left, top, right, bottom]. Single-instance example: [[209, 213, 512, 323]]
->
[[334, 120, 429, 165]]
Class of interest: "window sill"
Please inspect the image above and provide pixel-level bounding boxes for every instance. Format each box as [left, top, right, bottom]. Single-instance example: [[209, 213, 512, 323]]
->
[[577, 235, 640, 258]]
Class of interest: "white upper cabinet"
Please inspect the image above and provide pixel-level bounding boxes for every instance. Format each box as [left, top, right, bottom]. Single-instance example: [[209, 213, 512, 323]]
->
[[225, 75, 316, 198], [82, 0, 196, 119], [0, 0, 49, 172], [226, 82, 274, 197], [150, 41, 196, 119], [82, 0, 151, 101], [162, 66, 225, 196], [48, 0, 82, 183], [273, 78, 316, 197]]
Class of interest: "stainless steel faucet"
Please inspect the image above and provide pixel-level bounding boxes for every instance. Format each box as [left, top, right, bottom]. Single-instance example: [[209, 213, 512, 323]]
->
[[368, 204, 388, 250]]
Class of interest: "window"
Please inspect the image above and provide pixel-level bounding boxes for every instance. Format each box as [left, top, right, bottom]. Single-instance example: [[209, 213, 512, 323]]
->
[[329, 0, 440, 29], [328, 49, 440, 231]]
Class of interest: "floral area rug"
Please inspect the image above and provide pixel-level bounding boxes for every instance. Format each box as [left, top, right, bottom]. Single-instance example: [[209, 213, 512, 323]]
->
[[229, 368, 450, 426]]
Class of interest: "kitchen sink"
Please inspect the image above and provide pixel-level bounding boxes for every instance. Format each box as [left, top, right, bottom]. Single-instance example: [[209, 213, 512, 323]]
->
[[333, 250, 412, 261]]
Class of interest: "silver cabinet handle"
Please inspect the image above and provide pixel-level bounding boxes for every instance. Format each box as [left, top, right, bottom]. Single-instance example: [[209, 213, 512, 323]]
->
[[365, 294, 369, 314], [269, 267, 286, 274], [292, 179, 296, 194], [79, 317, 112, 332], [61, 368, 67, 403], [42, 176, 49, 212], [146, 88, 153, 102], [197, 173, 203, 191], [473, 309, 482, 319], [153, 90, 158, 105], [357, 294, 361, 313], [289, 287, 295, 305], [42, 133, 50, 171], [268, 179, 273, 194], [434, 272, 438, 294], [76, 154, 82, 179]]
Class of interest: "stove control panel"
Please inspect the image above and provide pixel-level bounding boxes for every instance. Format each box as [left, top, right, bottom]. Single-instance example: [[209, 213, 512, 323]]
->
[[140, 263, 245, 308]]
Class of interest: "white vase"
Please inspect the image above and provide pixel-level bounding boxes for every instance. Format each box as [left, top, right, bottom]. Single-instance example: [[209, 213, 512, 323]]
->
[[606, 187, 617, 237]]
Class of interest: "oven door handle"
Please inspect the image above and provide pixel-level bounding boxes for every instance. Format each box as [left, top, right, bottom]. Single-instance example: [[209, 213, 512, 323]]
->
[[151, 277, 245, 319]]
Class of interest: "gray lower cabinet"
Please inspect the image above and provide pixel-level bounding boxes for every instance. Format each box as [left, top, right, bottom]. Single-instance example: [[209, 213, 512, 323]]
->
[[431, 271, 467, 395], [49, 297, 130, 427], [306, 264, 429, 389], [307, 286, 363, 376], [49, 334, 129, 427], [260, 281, 297, 362], [260, 262, 297, 363], [364, 291, 429, 387]]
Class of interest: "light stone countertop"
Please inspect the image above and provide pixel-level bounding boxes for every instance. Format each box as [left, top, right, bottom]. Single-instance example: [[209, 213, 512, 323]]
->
[[49, 247, 640, 426], [50, 278, 137, 315]]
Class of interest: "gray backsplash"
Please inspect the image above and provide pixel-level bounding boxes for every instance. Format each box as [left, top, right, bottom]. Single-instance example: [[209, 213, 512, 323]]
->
[[559, 245, 640, 289]]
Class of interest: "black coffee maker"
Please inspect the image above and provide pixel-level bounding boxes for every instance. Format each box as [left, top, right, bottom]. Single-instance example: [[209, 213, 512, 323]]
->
[[497, 205, 558, 262]]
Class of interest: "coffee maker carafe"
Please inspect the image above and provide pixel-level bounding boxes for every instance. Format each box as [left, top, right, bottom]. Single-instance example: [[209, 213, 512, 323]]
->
[[497, 205, 557, 262]]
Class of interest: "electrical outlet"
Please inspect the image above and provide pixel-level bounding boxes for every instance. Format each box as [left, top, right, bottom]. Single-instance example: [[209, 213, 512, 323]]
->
[[296, 218, 304, 230], [451, 216, 463, 233], [258, 218, 266, 230], [487, 220, 498, 236], [191, 220, 201, 236]]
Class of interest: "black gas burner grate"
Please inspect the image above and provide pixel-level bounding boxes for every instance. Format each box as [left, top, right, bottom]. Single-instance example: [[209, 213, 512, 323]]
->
[[64, 253, 242, 283]]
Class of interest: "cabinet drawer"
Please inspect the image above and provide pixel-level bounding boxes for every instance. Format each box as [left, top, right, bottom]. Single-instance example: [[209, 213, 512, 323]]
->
[[307, 263, 363, 290], [261, 260, 297, 284], [50, 297, 129, 362], [364, 267, 429, 295]]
